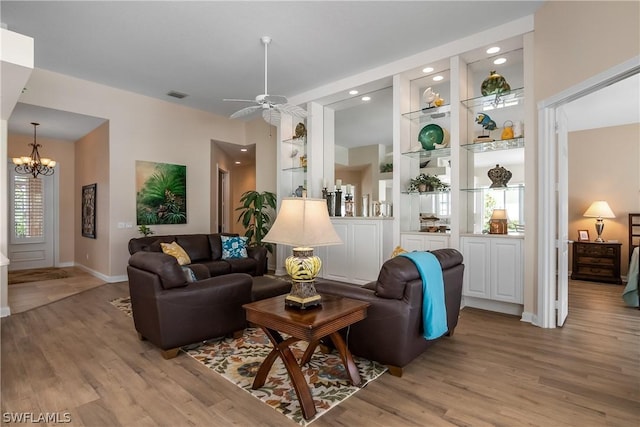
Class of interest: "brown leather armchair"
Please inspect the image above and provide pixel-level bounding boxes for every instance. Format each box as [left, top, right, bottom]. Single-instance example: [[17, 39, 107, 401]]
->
[[315, 248, 464, 376], [127, 251, 253, 359]]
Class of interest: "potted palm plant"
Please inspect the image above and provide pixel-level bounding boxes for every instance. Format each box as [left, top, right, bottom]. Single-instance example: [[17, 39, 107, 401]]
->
[[235, 190, 277, 254]]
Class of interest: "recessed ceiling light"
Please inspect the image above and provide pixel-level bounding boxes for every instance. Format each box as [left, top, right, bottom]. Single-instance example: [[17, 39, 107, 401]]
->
[[493, 57, 507, 65], [486, 46, 500, 54], [240, 148, 248, 152], [433, 75, 444, 82], [361, 96, 371, 101], [349, 90, 359, 95], [235, 161, 241, 164], [422, 67, 434, 73]]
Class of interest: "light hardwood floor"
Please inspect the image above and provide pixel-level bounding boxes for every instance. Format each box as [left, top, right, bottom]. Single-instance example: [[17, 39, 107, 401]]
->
[[7, 267, 106, 314], [1, 279, 638, 426]]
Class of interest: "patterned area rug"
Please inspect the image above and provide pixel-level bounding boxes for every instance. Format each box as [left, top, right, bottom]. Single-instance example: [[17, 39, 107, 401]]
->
[[110, 297, 387, 425], [8, 267, 71, 284]]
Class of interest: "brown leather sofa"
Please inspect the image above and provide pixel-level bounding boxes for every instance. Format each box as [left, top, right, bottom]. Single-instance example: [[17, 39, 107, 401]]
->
[[127, 251, 253, 359], [128, 233, 267, 278], [315, 248, 464, 377]]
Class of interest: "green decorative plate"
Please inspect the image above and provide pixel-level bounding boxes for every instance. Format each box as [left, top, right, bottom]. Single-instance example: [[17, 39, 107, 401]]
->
[[418, 124, 444, 150]]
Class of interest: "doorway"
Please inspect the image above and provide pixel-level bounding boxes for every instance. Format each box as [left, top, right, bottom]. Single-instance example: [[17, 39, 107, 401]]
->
[[7, 168, 56, 271], [538, 57, 640, 328], [218, 167, 229, 233]]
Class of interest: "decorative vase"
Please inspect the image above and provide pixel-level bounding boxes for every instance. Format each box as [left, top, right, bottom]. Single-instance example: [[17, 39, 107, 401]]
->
[[488, 164, 512, 188], [294, 185, 304, 197], [418, 183, 427, 192], [501, 120, 514, 140], [481, 70, 511, 96]]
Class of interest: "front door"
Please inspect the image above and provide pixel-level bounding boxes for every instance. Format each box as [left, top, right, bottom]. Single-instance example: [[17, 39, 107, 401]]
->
[[7, 167, 55, 271]]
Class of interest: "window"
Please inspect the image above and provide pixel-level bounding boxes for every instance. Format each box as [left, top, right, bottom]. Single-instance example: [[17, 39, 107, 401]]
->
[[12, 175, 44, 242]]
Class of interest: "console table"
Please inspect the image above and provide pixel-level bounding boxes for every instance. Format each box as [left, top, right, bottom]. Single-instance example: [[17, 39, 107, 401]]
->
[[571, 241, 622, 284]]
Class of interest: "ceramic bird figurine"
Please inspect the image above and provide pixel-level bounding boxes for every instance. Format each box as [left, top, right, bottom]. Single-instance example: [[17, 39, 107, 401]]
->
[[476, 113, 497, 131], [422, 87, 436, 107]]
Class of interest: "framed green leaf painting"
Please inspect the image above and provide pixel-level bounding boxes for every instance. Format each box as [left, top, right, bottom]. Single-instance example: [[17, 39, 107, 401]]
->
[[136, 161, 187, 225]]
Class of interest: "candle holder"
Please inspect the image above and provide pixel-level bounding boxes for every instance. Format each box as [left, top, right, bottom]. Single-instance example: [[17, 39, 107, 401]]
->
[[345, 193, 354, 217], [334, 189, 342, 217]]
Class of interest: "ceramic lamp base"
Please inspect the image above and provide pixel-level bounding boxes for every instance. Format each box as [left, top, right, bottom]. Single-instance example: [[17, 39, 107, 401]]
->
[[285, 281, 322, 309], [284, 247, 323, 309]]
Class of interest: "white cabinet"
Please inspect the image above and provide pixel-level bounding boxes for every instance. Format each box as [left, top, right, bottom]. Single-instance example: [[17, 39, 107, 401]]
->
[[319, 218, 393, 285], [401, 232, 450, 252], [461, 235, 523, 315]]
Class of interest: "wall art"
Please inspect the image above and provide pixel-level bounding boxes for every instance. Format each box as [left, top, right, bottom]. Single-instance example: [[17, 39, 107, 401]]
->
[[82, 183, 97, 239], [136, 161, 187, 225]]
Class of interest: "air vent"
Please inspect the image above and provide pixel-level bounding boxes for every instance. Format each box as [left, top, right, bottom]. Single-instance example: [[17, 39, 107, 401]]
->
[[167, 90, 188, 99]]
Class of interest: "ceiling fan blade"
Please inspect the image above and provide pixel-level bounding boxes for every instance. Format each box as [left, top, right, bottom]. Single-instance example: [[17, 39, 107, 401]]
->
[[224, 98, 259, 103], [274, 103, 308, 118], [264, 95, 288, 104], [230, 105, 262, 119], [262, 108, 281, 126]]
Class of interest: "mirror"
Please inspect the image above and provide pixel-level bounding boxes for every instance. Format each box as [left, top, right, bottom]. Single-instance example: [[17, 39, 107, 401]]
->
[[326, 86, 393, 216]]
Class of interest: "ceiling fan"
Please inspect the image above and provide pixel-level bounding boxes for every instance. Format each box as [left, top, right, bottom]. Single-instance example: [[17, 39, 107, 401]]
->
[[225, 36, 307, 126]]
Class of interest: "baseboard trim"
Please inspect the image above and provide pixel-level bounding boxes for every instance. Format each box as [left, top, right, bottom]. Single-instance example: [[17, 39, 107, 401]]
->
[[462, 296, 524, 317], [1, 305, 11, 318], [74, 263, 128, 283], [56, 261, 75, 268], [520, 311, 536, 324]]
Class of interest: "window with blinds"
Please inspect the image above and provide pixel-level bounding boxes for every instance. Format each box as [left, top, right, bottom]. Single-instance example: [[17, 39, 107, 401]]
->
[[13, 175, 44, 239]]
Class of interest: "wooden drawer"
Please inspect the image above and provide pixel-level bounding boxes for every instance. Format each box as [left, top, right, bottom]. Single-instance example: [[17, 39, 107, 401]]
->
[[576, 256, 614, 266], [575, 244, 617, 257], [575, 265, 615, 277]]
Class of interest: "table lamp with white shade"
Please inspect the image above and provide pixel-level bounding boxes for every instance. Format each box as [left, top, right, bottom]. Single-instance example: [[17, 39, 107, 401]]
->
[[583, 200, 616, 243], [263, 198, 342, 309]]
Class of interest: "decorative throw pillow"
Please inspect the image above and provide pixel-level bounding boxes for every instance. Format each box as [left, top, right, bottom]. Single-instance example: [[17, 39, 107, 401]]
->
[[181, 266, 197, 282], [221, 236, 249, 259], [160, 241, 191, 265], [391, 246, 408, 258]]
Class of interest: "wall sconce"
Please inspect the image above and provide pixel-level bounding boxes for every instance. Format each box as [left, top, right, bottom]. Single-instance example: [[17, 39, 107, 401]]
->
[[583, 201, 616, 242], [489, 209, 508, 234]]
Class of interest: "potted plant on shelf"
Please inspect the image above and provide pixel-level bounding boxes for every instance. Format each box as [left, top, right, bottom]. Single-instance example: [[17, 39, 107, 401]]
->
[[409, 173, 449, 193], [235, 190, 277, 255]]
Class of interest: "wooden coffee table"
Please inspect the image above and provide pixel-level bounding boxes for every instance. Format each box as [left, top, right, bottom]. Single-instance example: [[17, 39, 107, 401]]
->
[[243, 294, 369, 420]]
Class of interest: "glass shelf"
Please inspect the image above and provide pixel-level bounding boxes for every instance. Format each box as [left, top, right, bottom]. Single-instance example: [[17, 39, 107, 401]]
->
[[282, 166, 306, 173], [401, 147, 451, 160], [460, 184, 525, 192], [402, 104, 451, 122], [283, 137, 306, 146], [461, 87, 524, 110], [401, 190, 451, 195], [461, 137, 524, 153]]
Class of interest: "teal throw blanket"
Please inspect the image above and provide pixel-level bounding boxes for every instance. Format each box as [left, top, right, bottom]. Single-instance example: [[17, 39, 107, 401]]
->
[[623, 247, 639, 307], [400, 251, 448, 340]]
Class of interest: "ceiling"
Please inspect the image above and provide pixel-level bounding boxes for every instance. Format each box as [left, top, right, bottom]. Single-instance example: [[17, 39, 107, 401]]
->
[[2, 1, 545, 141]]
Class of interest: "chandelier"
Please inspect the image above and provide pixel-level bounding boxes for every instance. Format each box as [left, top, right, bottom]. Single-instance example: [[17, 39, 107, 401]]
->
[[12, 122, 56, 178]]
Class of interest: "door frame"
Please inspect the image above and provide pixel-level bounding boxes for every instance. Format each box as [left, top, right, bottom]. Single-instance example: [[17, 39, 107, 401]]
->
[[537, 56, 640, 328]]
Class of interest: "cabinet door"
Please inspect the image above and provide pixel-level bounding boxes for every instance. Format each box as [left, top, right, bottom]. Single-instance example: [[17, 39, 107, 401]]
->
[[461, 237, 491, 298], [490, 239, 523, 303], [350, 221, 381, 284], [401, 234, 426, 252], [322, 222, 350, 282]]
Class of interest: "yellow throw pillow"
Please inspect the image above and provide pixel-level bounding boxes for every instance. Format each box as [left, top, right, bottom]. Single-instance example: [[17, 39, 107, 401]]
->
[[161, 241, 191, 266], [391, 246, 408, 258]]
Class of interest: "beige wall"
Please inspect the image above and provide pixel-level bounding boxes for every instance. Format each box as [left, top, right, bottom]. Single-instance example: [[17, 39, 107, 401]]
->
[[534, 1, 640, 101], [568, 123, 640, 276], [75, 121, 110, 274], [8, 132, 75, 265], [18, 68, 267, 279]]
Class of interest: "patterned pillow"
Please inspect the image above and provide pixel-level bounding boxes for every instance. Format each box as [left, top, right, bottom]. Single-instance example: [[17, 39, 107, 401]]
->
[[391, 246, 408, 258], [221, 236, 249, 259], [160, 241, 191, 265], [181, 266, 197, 282]]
